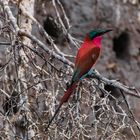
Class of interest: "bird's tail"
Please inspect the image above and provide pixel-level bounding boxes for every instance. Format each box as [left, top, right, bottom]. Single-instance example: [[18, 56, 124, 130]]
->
[[45, 83, 77, 131], [60, 82, 77, 103]]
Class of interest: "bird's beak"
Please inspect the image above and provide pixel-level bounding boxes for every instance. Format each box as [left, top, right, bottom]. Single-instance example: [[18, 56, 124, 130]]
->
[[99, 29, 112, 36]]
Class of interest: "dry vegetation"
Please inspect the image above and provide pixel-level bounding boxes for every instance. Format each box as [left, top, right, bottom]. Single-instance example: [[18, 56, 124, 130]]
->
[[0, 0, 140, 139]]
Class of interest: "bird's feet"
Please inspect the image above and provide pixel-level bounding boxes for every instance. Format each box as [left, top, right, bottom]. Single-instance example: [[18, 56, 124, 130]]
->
[[86, 69, 100, 78]]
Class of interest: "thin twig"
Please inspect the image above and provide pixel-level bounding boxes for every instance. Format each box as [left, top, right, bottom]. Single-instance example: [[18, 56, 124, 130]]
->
[[120, 89, 140, 132], [0, 42, 11, 45], [0, 88, 10, 98]]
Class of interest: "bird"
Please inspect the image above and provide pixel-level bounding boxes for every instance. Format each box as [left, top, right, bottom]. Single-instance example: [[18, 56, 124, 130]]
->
[[45, 29, 112, 131]]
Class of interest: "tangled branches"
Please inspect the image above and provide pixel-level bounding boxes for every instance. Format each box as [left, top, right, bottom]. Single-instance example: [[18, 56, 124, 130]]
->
[[0, 0, 140, 140]]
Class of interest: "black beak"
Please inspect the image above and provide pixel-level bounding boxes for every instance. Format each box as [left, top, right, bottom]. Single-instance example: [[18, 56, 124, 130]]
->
[[98, 29, 112, 36]]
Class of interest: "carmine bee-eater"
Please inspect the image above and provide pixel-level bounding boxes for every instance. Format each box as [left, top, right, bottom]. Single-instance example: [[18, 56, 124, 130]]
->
[[45, 29, 112, 130]]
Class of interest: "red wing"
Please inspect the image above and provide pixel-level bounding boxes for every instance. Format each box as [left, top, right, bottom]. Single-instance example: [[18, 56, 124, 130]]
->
[[72, 39, 100, 83]]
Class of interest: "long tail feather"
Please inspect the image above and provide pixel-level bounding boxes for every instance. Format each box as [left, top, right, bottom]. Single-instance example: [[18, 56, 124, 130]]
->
[[45, 102, 63, 131], [45, 83, 77, 131], [60, 83, 77, 103]]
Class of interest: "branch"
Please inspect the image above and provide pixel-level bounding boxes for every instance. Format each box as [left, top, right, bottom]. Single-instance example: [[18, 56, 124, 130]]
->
[[90, 70, 140, 98], [18, 30, 74, 67], [0, 88, 10, 98], [0, 42, 11, 45], [2, 0, 19, 32], [52, 0, 80, 49], [120, 90, 140, 132]]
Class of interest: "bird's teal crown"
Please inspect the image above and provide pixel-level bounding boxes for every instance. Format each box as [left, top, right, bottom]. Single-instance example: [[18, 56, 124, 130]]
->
[[89, 29, 112, 40]]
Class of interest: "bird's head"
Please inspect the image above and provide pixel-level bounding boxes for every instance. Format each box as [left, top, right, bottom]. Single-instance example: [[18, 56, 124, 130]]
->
[[88, 29, 112, 40], [88, 29, 112, 48]]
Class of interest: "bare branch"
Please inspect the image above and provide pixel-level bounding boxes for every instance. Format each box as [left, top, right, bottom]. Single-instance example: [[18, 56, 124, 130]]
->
[[90, 70, 140, 98], [0, 42, 11, 45], [0, 88, 10, 98], [2, 0, 19, 32], [18, 30, 74, 67]]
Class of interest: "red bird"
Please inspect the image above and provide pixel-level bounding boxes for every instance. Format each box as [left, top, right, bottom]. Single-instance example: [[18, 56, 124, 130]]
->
[[45, 29, 112, 130]]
